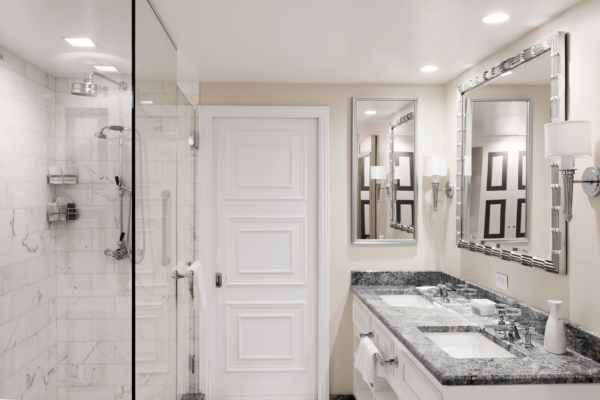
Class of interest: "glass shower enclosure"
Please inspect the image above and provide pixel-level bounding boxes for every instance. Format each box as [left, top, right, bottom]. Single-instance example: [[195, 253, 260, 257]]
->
[[134, 1, 199, 399]]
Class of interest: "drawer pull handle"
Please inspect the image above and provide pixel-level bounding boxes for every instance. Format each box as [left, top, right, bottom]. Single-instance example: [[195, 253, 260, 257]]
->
[[375, 353, 399, 368], [359, 331, 374, 338]]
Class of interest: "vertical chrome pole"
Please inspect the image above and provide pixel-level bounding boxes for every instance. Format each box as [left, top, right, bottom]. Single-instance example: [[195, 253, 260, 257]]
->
[[162, 189, 171, 266]]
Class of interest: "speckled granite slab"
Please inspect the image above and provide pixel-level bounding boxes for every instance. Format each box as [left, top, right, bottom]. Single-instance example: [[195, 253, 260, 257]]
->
[[351, 271, 600, 386]]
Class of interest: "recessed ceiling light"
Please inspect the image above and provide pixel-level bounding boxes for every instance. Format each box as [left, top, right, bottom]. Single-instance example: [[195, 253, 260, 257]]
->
[[483, 13, 510, 24], [63, 37, 98, 47], [140, 100, 153, 105], [365, 110, 377, 115], [94, 66, 118, 72], [501, 71, 513, 76], [420, 66, 439, 72]]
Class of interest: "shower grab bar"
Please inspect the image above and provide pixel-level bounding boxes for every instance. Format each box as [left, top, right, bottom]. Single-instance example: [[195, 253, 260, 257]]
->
[[161, 190, 171, 266]]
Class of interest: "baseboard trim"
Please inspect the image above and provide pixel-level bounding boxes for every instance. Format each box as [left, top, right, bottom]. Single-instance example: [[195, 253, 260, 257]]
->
[[330, 396, 356, 400]]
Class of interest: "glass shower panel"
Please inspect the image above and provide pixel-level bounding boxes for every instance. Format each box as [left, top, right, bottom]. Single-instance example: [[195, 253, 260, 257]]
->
[[134, 0, 179, 399]]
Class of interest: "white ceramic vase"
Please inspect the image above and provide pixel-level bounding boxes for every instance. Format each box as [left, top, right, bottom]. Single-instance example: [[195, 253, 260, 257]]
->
[[544, 300, 567, 354]]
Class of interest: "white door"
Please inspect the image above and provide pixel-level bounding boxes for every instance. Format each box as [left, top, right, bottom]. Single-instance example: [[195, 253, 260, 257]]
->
[[213, 116, 318, 400]]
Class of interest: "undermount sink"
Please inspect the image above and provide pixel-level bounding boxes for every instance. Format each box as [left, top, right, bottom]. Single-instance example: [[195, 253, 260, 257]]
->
[[424, 332, 517, 359], [379, 294, 437, 307]]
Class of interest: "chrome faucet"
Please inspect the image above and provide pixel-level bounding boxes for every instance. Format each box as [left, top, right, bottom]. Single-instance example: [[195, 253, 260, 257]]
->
[[478, 323, 521, 343], [436, 284, 451, 303]]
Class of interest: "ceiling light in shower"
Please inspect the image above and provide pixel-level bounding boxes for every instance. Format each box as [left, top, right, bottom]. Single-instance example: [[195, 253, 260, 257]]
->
[[140, 101, 153, 105], [483, 13, 510, 24], [364, 110, 377, 115], [420, 65, 438, 72], [94, 66, 118, 72], [501, 71, 513, 76], [63, 37, 98, 47]]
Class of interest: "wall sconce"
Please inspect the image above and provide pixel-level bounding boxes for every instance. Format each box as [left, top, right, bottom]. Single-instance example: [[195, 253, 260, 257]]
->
[[371, 166, 404, 203], [545, 121, 600, 222], [424, 155, 454, 212], [371, 166, 387, 203]]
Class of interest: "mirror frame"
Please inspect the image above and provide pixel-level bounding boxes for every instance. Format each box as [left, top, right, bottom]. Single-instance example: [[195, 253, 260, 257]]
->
[[351, 96, 418, 245], [455, 32, 567, 274]]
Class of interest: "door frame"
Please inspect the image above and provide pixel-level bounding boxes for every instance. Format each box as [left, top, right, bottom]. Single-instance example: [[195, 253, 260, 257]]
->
[[198, 106, 330, 399]]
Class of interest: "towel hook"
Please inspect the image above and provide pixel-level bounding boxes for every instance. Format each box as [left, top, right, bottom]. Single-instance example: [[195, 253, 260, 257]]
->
[[172, 270, 194, 279], [359, 331, 374, 339]]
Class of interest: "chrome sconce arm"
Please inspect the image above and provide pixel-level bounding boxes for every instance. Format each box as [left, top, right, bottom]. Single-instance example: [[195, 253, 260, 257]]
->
[[431, 181, 454, 212], [559, 166, 600, 222]]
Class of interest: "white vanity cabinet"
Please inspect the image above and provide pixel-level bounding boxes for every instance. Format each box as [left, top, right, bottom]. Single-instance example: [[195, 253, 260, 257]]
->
[[352, 294, 600, 400]]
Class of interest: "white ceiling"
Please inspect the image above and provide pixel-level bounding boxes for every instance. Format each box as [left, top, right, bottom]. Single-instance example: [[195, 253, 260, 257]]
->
[[152, 0, 580, 84], [0, 0, 132, 79]]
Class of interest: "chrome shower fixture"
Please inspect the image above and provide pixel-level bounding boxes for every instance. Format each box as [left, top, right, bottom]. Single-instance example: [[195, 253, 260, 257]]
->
[[71, 71, 128, 97]]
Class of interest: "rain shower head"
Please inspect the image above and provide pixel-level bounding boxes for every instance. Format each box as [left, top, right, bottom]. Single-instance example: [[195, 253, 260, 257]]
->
[[72, 79, 108, 97], [71, 72, 128, 97]]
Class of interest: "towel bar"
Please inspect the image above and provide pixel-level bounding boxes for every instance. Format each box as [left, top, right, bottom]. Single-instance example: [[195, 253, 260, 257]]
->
[[375, 353, 398, 368], [172, 270, 194, 279], [359, 331, 374, 338]]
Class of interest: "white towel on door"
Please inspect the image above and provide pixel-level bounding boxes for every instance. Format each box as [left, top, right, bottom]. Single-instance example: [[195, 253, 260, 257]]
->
[[185, 261, 206, 312], [354, 337, 384, 385]]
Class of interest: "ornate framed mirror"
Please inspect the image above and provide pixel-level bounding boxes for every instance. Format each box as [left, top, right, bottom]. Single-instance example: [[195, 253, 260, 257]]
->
[[455, 32, 568, 274]]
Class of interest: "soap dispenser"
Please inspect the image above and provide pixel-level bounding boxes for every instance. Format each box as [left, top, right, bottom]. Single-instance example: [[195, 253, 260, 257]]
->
[[544, 300, 567, 355]]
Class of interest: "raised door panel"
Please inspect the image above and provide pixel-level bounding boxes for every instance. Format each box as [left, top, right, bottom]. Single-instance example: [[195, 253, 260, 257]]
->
[[395, 346, 442, 400], [353, 298, 372, 335], [226, 130, 306, 200], [226, 217, 306, 286], [226, 302, 306, 372], [373, 320, 395, 378]]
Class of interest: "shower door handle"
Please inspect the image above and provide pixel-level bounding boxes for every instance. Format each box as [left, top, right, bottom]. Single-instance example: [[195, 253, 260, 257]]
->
[[161, 190, 171, 266], [216, 273, 222, 288]]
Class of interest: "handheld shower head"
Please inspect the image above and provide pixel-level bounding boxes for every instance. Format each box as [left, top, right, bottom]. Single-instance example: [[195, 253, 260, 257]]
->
[[94, 130, 107, 139]]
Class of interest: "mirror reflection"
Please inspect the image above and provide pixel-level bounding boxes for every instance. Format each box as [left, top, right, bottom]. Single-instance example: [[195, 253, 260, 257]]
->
[[464, 51, 551, 253], [353, 98, 416, 243]]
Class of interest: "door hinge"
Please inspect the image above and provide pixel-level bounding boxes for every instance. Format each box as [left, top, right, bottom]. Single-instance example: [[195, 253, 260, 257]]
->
[[216, 273, 222, 288]]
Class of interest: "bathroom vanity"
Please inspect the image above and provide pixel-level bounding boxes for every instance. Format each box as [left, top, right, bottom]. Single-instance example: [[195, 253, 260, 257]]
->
[[351, 271, 600, 400]]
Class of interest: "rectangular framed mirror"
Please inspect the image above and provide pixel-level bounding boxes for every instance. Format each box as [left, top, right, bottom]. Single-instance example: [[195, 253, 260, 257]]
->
[[455, 32, 567, 274], [352, 97, 417, 244]]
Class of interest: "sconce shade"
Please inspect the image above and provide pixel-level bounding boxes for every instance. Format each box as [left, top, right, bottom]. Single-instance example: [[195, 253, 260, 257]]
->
[[464, 156, 472, 176], [394, 166, 404, 180], [371, 166, 387, 181], [424, 156, 447, 177], [544, 121, 591, 158]]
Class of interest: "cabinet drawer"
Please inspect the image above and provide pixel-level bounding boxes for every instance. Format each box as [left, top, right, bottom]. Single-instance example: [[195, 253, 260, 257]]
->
[[396, 346, 442, 400], [373, 320, 396, 377], [353, 298, 372, 335]]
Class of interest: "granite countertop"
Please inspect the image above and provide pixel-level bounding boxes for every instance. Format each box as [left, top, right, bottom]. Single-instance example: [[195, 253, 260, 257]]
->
[[351, 285, 600, 386]]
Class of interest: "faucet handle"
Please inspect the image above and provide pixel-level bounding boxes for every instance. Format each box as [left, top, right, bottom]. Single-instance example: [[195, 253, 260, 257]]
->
[[505, 307, 521, 321]]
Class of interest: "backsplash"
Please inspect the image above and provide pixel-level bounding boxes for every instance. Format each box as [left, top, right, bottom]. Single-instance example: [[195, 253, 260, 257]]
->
[[351, 270, 600, 364]]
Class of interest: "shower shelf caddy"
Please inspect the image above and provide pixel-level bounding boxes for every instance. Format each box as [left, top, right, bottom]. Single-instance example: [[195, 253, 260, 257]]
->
[[47, 175, 78, 184], [47, 209, 79, 221]]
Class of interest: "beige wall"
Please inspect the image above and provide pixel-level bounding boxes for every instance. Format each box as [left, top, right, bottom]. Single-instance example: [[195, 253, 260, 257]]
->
[[198, 82, 445, 394], [443, 0, 600, 333]]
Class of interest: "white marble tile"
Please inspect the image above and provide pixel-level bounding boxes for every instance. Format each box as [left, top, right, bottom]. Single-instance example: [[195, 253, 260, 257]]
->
[[67, 297, 114, 319], [38, 321, 57, 353], [113, 341, 131, 364], [57, 274, 92, 296], [114, 296, 132, 319], [177, 81, 199, 95], [58, 251, 115, 274], [13, 332, 38, 371], [0, 181, 14, 209], [57, 387, 69, 400], [57, 320, 92, 342], [90, 363, 131, 386], [0, 290, 13, 325], [26, 301, 49, 335], [114, 386, 131, 400], [68, 385, 114, 400], [0, 208, 13, 238], [91, 319, 132, 341], [0, 236, 13, 268], [55, 228, 92, 252], [12, 283, 40, 319], [68, 342, 114, 364], [56, 364, 92, 387], [92, 274, 131, 296], [55, 79, 68, 93]]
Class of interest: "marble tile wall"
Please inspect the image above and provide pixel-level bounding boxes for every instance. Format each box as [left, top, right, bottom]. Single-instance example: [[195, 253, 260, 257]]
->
[[0, 46, 58, 400], [53, 78, 133, 400]]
